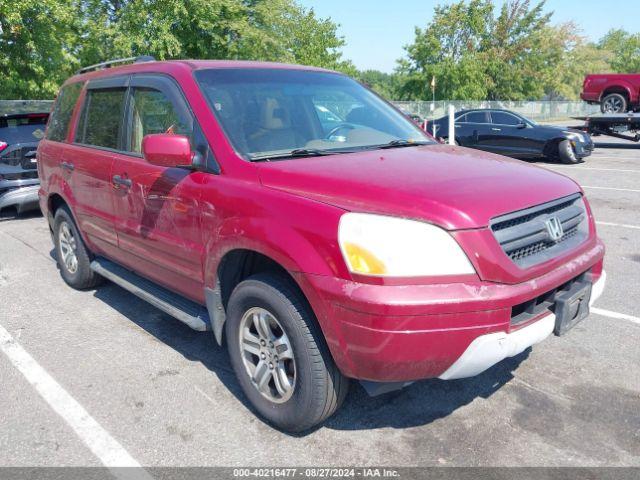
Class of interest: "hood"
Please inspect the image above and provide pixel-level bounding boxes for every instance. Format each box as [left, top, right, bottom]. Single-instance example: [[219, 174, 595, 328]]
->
[[257, 144, 581, 230]]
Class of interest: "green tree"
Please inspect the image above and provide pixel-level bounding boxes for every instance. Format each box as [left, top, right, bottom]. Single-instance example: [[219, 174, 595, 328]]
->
[[396, 0, 604, 101], [0, 0, 79, 99], [355, 70, 400, 99], [598, 29, 640, 73], [0, 0, 351, 99]]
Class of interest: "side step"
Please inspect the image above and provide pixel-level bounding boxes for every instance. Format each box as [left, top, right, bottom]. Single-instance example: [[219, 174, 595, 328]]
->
[[90, 257, 210, 331]]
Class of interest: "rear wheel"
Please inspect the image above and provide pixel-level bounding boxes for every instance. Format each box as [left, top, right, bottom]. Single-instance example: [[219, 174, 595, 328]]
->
[[601, 93, 628, 113], [225, 273, 349, 432], [558, 139, 579, 164], [53, 207, 102, 289]]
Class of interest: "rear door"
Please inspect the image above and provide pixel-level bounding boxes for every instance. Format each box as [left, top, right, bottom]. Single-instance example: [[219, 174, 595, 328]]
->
[[110, 74, 207, 302], [457, 111, 493, 150], [67, 76, 128, 257]]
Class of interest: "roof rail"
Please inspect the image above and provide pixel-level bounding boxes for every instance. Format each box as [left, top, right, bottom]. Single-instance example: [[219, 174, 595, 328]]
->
[[77, 55, 156, 74]]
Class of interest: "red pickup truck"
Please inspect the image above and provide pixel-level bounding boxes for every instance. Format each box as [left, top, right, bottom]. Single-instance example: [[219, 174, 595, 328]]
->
[[581, 73, 640, 113]]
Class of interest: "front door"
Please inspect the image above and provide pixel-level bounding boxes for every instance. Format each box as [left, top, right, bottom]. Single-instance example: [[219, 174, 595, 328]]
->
[[110, 74, 208, 302], [486, 111, 540, 157]]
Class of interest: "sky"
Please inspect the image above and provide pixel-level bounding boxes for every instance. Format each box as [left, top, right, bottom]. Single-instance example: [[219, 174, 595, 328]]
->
[[297, 0, 640, 73]]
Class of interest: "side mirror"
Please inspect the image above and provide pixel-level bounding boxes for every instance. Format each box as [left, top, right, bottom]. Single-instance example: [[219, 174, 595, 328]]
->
[[516, 122, 527, 129], [142, 134, 192, 168]]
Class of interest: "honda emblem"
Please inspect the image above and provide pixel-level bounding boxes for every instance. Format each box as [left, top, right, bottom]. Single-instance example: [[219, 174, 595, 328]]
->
[[545, 217, 564, 242]]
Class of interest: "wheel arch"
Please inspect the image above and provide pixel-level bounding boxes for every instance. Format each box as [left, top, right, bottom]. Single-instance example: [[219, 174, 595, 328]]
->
[[600, 85, 633, 103], [543, 136, 568, 159]]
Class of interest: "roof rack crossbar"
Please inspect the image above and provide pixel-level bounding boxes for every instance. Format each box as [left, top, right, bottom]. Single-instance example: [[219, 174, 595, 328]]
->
[[77, 55, 155, 74]]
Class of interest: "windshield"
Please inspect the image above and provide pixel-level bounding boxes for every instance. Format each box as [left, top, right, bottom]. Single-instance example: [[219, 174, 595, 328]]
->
[[195, 68, 433, 160]]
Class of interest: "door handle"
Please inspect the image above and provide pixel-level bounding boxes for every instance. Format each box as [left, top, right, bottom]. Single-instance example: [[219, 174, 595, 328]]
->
[[61, 161, 75, 171], [491, 128, 502, 131], [112, 174, 132, 189]]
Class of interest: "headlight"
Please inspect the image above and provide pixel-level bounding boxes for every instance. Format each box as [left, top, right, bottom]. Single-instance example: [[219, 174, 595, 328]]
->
[[564, 131, 585, 143], [338, 213, 475, 277]]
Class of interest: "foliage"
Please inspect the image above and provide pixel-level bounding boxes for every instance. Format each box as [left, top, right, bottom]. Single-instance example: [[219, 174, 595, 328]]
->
[[0, 0, 79, 99], [1, 0, 638, 101], [598, 29, 640, 74], [396, 0, 637, 101], [0, 0, 352, 99]]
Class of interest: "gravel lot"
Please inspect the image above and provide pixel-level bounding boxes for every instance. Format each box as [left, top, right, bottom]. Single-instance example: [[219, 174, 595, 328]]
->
[[1, 139, 639, 468]]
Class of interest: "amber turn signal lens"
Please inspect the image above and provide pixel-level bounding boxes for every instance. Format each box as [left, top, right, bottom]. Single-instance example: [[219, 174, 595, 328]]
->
[[343, 242, 387, 275]]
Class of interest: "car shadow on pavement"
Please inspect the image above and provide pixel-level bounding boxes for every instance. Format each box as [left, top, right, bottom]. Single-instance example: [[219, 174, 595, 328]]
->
[[91, 280, 530, 435], [324, 351, 529, 432]]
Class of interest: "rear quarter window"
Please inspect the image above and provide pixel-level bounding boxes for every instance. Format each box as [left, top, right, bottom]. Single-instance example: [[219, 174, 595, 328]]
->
[[46, 83, 83, 142]]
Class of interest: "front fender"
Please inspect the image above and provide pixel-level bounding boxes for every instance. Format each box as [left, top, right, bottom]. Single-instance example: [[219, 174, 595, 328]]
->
[[198, 183, 349, 348]]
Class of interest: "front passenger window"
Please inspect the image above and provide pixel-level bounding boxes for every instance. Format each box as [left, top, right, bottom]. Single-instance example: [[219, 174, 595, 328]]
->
[[128, 88, 193, 154]]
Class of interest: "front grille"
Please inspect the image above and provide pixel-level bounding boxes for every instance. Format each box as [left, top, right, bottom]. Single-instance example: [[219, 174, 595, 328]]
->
[[491, 193, 588, 268]]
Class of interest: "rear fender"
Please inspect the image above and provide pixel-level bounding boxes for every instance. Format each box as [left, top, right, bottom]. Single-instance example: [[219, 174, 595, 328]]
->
[[600, 82, 637, 103]]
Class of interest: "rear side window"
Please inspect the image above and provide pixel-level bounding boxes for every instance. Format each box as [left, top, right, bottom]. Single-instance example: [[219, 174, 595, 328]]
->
[[46, 83, 83, 142], [76, 88, 127, 150], [464, 111, 490, 124]]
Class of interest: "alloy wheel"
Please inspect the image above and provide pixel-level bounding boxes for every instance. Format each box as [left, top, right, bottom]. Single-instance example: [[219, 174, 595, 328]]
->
[[239, 307, 296, 403], [603, 96, 624, 113], [59, 222, 78, 274]]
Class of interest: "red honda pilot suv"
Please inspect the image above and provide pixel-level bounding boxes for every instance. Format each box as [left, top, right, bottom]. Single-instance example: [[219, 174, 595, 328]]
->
[[38, 57, 606, 432]]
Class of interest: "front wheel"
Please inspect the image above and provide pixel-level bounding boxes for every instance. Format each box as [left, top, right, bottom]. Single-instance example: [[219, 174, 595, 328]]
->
[[225, 273, 349, 432], [558, 139, 579, 164]]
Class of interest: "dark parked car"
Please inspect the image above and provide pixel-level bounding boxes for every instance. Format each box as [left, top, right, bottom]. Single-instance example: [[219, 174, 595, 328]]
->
[[0, 112, 49, 216], [432, 109, 593, 164]]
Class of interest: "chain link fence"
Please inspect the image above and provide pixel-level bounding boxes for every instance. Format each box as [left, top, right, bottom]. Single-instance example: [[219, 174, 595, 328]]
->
[[391, 101, 600, 123], [1, 99, 599, 124]]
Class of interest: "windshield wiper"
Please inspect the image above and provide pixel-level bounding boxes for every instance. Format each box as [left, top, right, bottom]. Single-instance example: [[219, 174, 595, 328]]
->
[[373, 139, 434, 150], [249, 148, 354, 161]]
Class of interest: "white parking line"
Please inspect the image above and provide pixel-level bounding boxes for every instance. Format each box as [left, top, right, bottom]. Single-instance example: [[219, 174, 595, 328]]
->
[[549, 166, 640, 173], [597, 221, 640, 230], [592, 307, 640, 325], [0, 323, 152, 480], [582, 185, 640, 193]]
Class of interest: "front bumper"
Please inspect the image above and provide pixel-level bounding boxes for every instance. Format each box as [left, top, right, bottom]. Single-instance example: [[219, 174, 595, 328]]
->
[[304, 239, 605, 382], [574, 139, 594, 158], [439, 271, 605, 380]]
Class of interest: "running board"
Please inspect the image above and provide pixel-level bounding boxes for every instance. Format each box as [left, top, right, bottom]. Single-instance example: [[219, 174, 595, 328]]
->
[[90, 257, 210, 331]]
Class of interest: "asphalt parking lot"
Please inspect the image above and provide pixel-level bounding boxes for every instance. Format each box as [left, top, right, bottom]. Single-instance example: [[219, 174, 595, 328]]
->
[[1, 139, 639, 468]]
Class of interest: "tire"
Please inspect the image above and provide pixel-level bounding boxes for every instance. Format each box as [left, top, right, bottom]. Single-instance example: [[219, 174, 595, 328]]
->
[[53, 206, 102, 289], [225, 272, 349, 432], [601, 93, 628, 113], [442, 137, 459, 145], [558, 139, 579, 164]]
